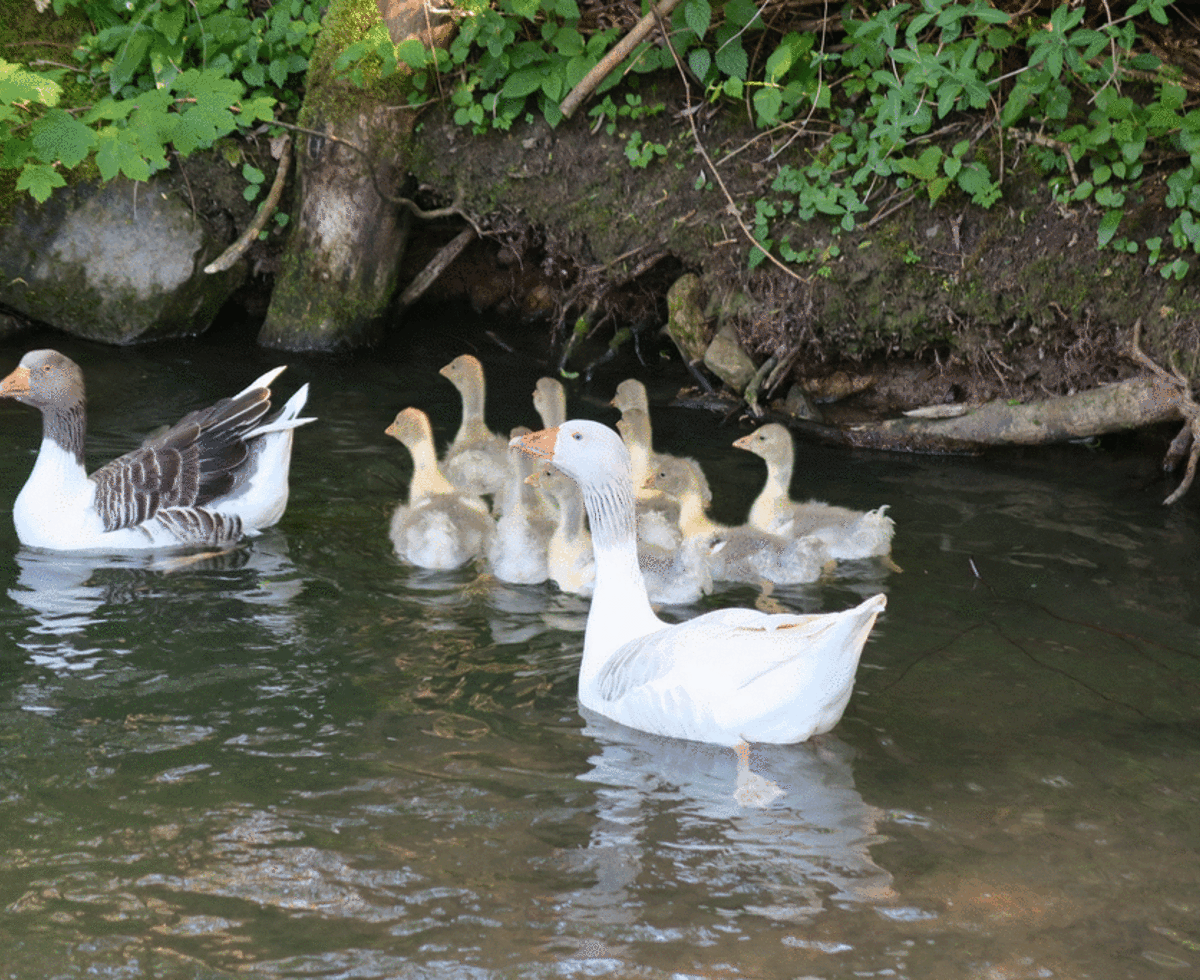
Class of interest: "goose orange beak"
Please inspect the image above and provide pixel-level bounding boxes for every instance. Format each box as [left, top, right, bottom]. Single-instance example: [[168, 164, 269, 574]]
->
[[0, 365, 30, 399], [511, 426, 558, 461]]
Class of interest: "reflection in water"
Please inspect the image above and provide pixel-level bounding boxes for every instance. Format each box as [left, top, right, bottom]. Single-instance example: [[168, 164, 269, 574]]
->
[[561, 712, 894, 939], [9, 535, 304, 638]]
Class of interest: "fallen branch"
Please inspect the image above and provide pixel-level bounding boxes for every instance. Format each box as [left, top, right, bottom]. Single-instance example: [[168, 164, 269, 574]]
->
[[844, 375, 1183, 453], [204, 135, 291, 274], [559, 0, 685, 119], [396, 227, 476, 310]]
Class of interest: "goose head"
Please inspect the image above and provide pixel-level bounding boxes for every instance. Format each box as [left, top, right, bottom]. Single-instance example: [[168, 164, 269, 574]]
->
[[733, 423, 793, 464], [610, 378, 648, 416], [438, 353, 485, 395], [532, 377, 566, 429], [384, 406, 433, 452], [0, 350, 85, 412], [511, 419, 632, 494]]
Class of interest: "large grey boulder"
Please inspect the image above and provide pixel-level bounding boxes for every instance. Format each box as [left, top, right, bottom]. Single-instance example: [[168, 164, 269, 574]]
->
[[0, 175, 243, 344]]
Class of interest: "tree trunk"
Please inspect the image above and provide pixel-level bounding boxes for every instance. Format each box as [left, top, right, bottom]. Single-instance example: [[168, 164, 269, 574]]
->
[[259, 0, 451, 351]]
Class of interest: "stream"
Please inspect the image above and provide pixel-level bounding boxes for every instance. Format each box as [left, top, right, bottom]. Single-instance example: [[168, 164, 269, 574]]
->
[[0, 311, 1197, 979]]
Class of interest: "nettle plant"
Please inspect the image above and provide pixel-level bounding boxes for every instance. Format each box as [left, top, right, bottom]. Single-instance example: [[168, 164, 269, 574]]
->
[[342, 0, 1194, 277], [2, 0, 320, 203]]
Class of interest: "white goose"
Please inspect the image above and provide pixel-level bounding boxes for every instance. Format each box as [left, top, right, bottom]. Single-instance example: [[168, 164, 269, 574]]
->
[[438, 353, 509, 499], [385, 407, 493, 571], [0, 349, 313, 551], [734, 423, 895, 560], [538, 459, 708, 606], [512, 419, 887, 746]]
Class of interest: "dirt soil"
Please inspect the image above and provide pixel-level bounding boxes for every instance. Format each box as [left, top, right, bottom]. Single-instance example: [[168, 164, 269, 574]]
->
[[399, 73, 1200, 422]]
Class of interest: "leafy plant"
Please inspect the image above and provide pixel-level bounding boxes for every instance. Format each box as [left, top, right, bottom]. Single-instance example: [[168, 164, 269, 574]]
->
[[2, 0, 321, 202], [336, 0, 1197, 276]]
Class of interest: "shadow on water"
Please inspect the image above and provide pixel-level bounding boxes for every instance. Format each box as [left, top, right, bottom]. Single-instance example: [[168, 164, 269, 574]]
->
[[0, 315, 1197, 977]]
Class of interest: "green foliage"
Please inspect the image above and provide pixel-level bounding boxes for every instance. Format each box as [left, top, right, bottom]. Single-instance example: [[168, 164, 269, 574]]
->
[[335, 0, 1195, 276], [2, 0, 321, 202]]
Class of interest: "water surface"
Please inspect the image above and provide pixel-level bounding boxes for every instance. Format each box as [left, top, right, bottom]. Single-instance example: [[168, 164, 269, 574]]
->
[[0, 316, 1197, 979]]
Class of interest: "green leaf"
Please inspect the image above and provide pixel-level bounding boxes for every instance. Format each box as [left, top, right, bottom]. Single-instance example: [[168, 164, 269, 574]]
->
[[397, 38, 430, 68], [500, 68, 544, 99], [268, 58, 289, 88], [153, 6, 186, 45], [684, 0, 711, 40], [0, 57, 62, 106], [31, 109, 95, 168], [110, 30, 152, 94], [16, 163, 66, 203], [553, 28, 584, 58], [689, 48, 711, 81], [753, 87, 783, 125], [999, 81, 1033, 128], [1096, 208, 1122, 249], [715, 40, 748, 81]]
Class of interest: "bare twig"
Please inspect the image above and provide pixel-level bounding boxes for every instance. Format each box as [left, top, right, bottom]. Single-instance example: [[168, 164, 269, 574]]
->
[[265, 118, 482, 233], [204, 135, 292, 274], [396, 227, 476, 309], [559, 0, 686, 119]]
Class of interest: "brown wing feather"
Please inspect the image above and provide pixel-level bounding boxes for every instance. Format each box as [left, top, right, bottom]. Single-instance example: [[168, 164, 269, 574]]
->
[[90, 385, 273, 531]]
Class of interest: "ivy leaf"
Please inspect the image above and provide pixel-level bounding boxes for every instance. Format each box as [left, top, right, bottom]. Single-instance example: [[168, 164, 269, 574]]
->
[[16, 163, 66, 203], [31, 109, 95, 168]]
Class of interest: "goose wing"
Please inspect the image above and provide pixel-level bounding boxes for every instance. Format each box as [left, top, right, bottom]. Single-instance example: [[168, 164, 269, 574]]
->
[[88, 379, 276, 532]]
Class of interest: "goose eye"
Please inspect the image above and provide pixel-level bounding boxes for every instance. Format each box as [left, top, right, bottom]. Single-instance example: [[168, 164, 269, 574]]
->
[[571, 431, 582, 441]]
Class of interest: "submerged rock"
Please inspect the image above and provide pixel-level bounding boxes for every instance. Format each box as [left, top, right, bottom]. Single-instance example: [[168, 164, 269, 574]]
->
[[0, 175, 243, 343]]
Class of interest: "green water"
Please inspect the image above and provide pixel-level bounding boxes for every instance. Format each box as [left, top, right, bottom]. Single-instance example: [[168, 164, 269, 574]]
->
[[0, 317, 1197, 979]]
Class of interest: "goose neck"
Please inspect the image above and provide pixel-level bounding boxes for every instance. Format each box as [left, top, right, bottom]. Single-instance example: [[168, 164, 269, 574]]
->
[[44, 399, 87, 468]]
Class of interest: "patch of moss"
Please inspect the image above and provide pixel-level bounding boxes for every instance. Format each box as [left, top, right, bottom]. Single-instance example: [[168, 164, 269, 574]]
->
[[299, 0, 415, 153]]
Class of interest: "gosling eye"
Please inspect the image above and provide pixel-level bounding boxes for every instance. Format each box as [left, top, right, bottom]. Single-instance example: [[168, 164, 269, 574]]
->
[[571, 431, 583, 441]]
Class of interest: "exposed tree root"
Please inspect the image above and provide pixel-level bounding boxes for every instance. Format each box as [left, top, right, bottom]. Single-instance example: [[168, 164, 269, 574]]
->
[[1127, 320, 1200, 504], [682, 325, 1195, 493], [842, 374, 1182, 455]]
